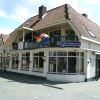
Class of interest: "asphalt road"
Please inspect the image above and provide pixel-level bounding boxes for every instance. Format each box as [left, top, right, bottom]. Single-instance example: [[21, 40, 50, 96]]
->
[[0, 71, 100, 100]]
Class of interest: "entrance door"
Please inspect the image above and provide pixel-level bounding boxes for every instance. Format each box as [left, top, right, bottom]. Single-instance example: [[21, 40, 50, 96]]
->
[[96, 55, 100, 77]]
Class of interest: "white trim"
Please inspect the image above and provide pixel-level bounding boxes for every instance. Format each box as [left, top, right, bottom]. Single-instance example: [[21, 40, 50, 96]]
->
[[81, 48, 100, 52], [81, 36, 100, 44], [95, 52, 100, 55], [22, 27, 33, 31], [15, 27, 33, 31]]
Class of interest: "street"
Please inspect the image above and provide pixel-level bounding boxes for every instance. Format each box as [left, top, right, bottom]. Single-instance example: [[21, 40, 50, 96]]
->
[[0, 72, 100, 100]]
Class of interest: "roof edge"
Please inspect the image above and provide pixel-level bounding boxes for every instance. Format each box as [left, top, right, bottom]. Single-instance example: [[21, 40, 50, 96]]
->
[[81, 36, 100, 44]]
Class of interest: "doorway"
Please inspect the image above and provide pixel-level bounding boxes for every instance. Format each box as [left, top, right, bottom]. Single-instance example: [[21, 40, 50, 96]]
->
[[96, 55, 100, 78]]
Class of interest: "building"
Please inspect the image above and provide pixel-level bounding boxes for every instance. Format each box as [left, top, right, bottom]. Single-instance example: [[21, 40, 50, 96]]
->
[[0, 34, 9, 70], [1, 4, 100, 82]]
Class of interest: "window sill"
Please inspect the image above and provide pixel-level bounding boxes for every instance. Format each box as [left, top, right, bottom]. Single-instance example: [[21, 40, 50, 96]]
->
[[20, 69, 29, 71], [47, 72, 85, 75], [32, 70, 43, 73], [11, 67, 18, 69]]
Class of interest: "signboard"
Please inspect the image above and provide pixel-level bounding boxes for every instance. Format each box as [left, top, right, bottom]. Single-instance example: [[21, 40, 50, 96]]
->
[[57, 41, 81, 47]]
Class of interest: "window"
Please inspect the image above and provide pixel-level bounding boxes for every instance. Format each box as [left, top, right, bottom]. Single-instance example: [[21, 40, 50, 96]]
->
[[50, 30, 61, 46], [12, 53, 19, 69], [49, 57, 57, 72], [0, 54, 10, 70], [68, 52, 76, 73], [0, 54, 5, 69], [57, 57, 67, 73], [49, 51, 84, 73], [5, 54, 10, 69], [21, 52, 30, 70], [85, 27, 96, 38], [33, 52, 44, 72], [65, 30, 78, 42], [88, 30, 96, 38], [80, 52, 84, 72]]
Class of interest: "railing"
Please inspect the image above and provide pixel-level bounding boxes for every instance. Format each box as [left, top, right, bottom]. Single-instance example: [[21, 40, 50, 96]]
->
[[32, 35, 80, 48], [49, 35, 79, 47], [12, 35, 80, 50]]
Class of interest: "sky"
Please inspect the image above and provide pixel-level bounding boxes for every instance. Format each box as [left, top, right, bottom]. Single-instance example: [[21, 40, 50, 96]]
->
[[0, 0, 100, 34]]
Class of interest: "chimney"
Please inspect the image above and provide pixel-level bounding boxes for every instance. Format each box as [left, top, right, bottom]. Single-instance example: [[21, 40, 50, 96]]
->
[[38, 5, 47, 20], [82, 13, 88, 18]]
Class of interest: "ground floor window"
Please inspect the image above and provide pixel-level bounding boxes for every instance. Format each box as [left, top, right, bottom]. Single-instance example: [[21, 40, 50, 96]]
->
[[5, 54, 10, 69], [21, 52, 30, 71], [49, 51, 84, 73], [12, 53, 19, 69], [0, 54, 10, 70], [0, 54, 5, 70], [33, 52, 44, 72]]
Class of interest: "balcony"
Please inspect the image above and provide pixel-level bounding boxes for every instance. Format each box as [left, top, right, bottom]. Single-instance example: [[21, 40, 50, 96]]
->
[[12, 35, 80, 50], [12, 42, 35, 50]]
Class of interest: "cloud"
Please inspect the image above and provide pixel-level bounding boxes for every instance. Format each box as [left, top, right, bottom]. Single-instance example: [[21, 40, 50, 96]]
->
[[0, 4, 34, 23], [0, 27, 13, 34], [0, 0, 100, 34], [44, 0, 80, 9], [0, 10, 6, 17], [0, 0, 82, 23], [7, 5, 33, 23], [84, 0, 100, 4]]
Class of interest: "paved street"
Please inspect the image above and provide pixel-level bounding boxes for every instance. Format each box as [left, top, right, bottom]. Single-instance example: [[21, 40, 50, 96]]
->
[[0, 72, 100, 100]]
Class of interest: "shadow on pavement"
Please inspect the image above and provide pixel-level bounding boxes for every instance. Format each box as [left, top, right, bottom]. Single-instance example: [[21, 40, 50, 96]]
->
[[0, 71, 68, 89]]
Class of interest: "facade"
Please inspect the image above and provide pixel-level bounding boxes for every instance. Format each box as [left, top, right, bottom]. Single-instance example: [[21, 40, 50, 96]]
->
[[1, 4, 100, 82], [0, 34, 9, 70]]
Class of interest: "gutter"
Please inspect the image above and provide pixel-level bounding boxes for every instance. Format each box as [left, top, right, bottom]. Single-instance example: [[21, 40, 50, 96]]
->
[[81, 36, 100, 45]]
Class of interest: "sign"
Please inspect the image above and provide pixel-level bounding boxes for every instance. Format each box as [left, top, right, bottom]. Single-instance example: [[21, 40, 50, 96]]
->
[[57, 41, 81, 47]]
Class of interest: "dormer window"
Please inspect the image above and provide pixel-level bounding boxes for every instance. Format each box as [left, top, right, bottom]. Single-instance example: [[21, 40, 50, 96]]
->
[[88, 30, 96, 38], [85, 27, 96, 38]]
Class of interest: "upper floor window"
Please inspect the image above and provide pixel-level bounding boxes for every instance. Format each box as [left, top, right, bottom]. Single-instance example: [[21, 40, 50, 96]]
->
[[50, 30, 61, 36], [65, 30, 78, 41]]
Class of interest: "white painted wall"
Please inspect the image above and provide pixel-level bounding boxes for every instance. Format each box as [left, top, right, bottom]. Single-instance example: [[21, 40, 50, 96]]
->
[[47, 73, 85, 82], [86, 51, 96, 79], [80, 39, 100, 79], [80, 40, 90, 49], [6, 69, 45, 77], [81, 39, 100, 51]]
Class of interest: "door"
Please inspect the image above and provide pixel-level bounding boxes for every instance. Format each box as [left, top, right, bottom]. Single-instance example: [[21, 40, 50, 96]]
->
[[96, 55, 100, 78]]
